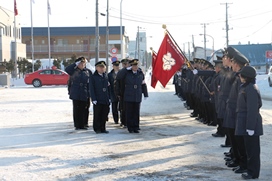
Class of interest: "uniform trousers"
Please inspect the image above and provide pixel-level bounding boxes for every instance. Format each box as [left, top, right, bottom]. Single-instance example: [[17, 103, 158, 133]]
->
[[73, 99, 89, 129], [125, 101, 140, 132], [243, 135, 261, 178], [93, 103, 109, 132], [120, 97, 127, 126], [111, 101, 120, 123], [84, 98, 90, 127]]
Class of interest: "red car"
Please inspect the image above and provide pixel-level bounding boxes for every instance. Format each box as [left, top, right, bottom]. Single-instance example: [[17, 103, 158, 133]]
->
[[24, 69, 69, 87]]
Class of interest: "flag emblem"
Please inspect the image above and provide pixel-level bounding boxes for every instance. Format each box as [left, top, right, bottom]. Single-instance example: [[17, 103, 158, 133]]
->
[[163, 52, 176, 70]]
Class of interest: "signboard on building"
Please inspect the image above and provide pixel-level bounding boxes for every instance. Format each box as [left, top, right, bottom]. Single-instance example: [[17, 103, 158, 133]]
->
[[266, 50, 272, 59]]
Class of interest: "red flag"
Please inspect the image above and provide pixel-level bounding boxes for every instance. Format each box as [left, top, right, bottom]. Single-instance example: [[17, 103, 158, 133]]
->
[[14, 0, 18, 16], [151, 51, 158, 88], [152, 33, 185, 87]]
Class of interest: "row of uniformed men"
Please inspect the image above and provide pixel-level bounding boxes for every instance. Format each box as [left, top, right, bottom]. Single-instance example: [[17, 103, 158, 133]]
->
[[174, 47, 263, 180], [65, 57, 148, 134]]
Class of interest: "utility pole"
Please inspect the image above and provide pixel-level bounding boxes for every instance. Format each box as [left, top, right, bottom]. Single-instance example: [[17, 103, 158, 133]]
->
[[188, 42, 191, 60], [192, 35, 195, 59], [201, 23, 208, 59], [95, 0, 99, 63], [106, 0, 109, 72], [221, 2, 232, 47], [137, 26, 140, 60]]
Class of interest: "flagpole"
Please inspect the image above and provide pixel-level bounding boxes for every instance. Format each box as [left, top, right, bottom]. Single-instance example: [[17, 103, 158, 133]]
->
[[47, 0, 51, 68], [14, 9, 17, 78], [30, 0, 34, 72]]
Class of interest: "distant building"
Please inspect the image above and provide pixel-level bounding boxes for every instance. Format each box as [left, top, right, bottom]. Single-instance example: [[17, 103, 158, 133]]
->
[[0, 6, 26, 62], [21, 26, 129, 62], [230, 43, 272, 72]]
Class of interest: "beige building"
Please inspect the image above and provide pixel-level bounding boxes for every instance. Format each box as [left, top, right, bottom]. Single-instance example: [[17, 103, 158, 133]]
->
[[0, 6, 26, 63], [21, 26, 128, 62]]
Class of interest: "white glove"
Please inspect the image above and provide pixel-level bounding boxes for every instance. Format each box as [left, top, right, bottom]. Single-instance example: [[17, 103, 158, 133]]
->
[[193, 69, 198, 75], [126, 66, 132, 70], [75, 61, 81, 66], [247, 129, 254, 136], [92, 100, 97, 105]]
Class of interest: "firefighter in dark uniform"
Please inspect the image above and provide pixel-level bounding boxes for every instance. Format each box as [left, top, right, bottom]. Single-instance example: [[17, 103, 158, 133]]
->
[[108, 60, 120, 124], [235, 65, 263, 180], [185, 61, 195, 110], [65, 57, 92, 130], [114, 58, 130, 128], [190, 58, 201, 118], [223, 50, 249, 170], [209, 58, 224, 126], [213, 47, 236, 148], [123, 59, 148, 133], [173, 71, 179, 95], [90, 61, 111, 134]]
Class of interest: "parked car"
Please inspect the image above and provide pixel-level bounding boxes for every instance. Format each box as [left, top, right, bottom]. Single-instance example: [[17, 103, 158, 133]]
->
[[24, 69, 69, 87], [268, 66, 272, 87]]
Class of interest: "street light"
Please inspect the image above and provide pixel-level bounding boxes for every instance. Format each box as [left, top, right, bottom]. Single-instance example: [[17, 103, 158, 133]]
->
[[199, 33, 214, 60], [120, 0, 123, 60]]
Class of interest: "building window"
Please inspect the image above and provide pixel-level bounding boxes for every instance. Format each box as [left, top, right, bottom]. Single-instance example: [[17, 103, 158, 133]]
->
[[90, 39, 95, 45], [57, 39, 63, 45], [63, 39, 68, 45]]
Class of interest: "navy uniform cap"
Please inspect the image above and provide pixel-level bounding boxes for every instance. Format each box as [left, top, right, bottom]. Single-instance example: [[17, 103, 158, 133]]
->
[[238, 65, 256, 79], [213, 59, 223, 64], [75, 56, 86, 62], [129, 59, 139, 65], [112, 60, 120, 66], [225, 46, 240, 59], [121, 59, 128, 63], [95, 60, 106, 67], [232, 51, 249, 65]]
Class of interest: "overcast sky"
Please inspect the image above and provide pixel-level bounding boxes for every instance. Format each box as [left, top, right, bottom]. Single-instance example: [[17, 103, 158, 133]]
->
[[1, 0, 272, 52]]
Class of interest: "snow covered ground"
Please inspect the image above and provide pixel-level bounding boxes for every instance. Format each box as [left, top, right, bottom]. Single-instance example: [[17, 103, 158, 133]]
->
[[0, 74, 271, 181]]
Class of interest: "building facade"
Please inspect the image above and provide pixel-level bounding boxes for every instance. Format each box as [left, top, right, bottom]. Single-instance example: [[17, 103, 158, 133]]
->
[[0, 6, 26, 63], [21, 26, 128, 63]]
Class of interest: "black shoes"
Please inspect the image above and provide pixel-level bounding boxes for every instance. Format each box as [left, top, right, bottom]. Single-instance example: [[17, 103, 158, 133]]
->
[[212, 133, 224, 137], [96, 130, 109, 134], [227, 161, 239, 168], [234, 167, 247, 174], [208, 122, 217, 126], [129, 130, 140, 133], [241, 173, 258, 179], [220, 144, 231, 147], [190, 113, 198, 117], [224, 152, 231, 157], [75, 127, 88, 130]]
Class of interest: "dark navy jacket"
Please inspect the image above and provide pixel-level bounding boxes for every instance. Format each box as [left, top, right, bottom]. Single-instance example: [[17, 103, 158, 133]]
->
[[90, 71, 110, 105], [65, 63, 92, 101], [235, 82, 263, 136], [217, 68, 236, 119], [223, 73, 241, 128], [123, 69, 148, 103], [114, 67, 128, 98], [108, 69, 119, 102]]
